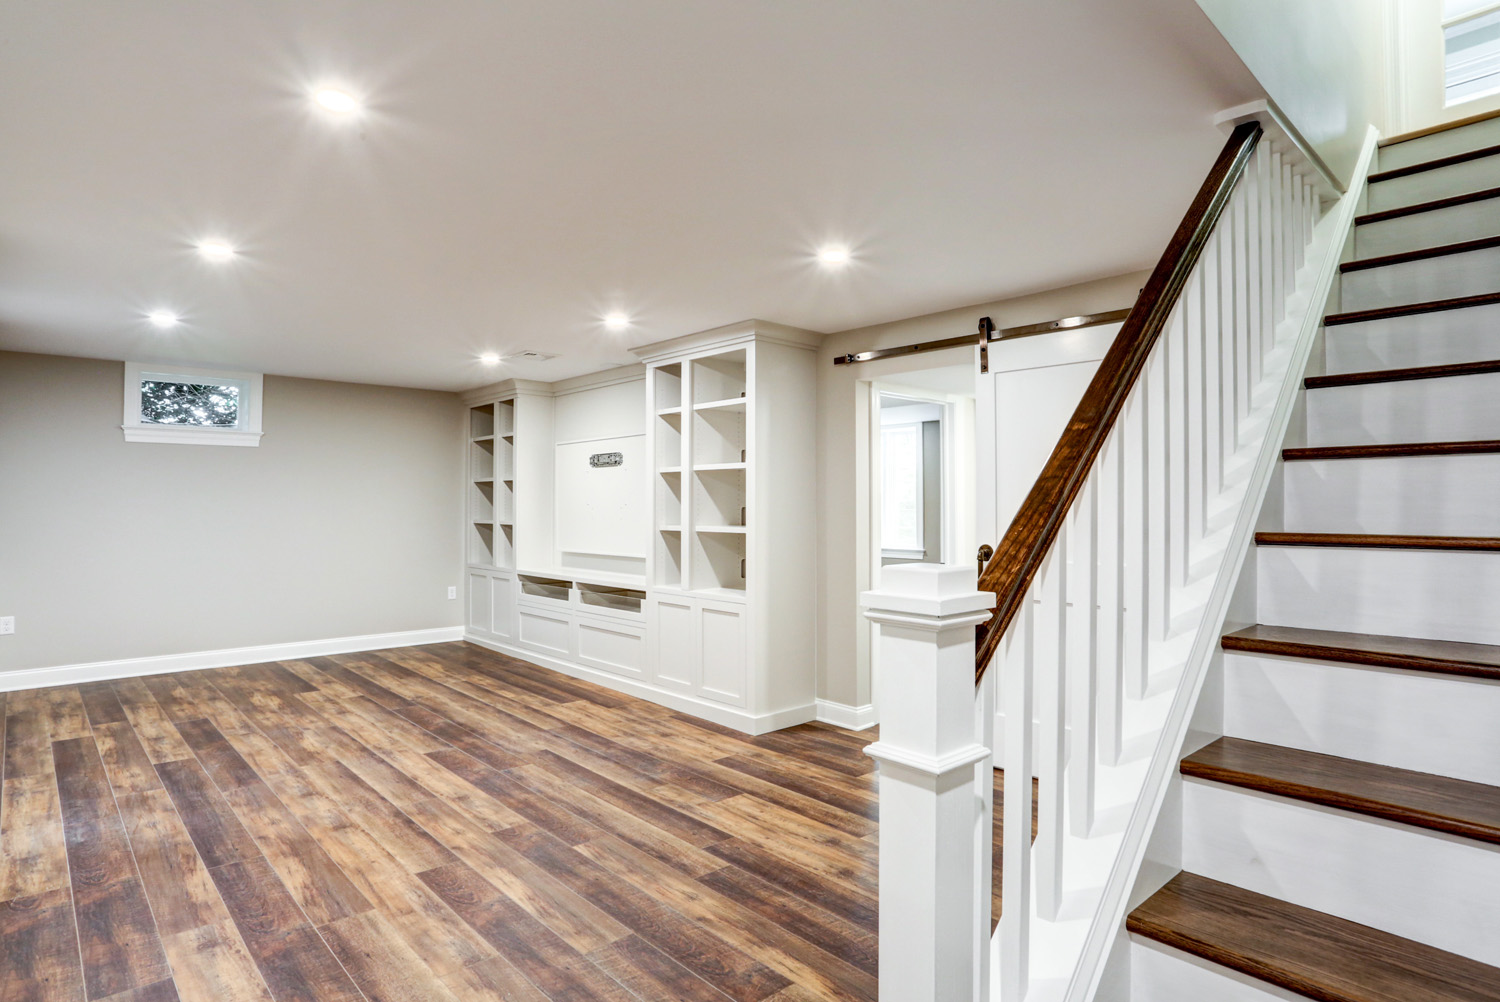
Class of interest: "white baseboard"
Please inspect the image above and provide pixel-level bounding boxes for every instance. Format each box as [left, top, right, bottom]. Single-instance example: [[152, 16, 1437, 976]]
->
[[0, 626, 466, 693], [816, 699, 877, 731], [464, 632, 817, 735]]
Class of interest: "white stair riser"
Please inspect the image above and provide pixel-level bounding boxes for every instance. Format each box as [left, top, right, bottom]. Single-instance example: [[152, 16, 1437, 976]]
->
[[1129, 940, 1306, 1002], [1378, 117, 1500, 172], [1257, 545, 1500, 645], [1341, 245, 1500, 311], [1354, 196, 1500, 257], [1182, 779, 1500, 965], [1283, 454, 1500, 536], [1223, 652, 1500, 785], [1305, 371, 1500, 446], [1367, 154, 1500, 212], [1323, 301, 1500, 374]]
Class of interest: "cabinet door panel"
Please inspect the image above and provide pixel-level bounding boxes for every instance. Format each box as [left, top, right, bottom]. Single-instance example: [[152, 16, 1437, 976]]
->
[[698, 601, 746, 706], [467, 571, 492, 635], [517, 605, 572, 658], [490, 573, 515, 641], [651, 597, 697, 691]]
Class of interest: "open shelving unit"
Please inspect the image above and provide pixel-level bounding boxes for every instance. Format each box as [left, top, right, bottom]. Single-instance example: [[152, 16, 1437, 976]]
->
[[468, 399, 516, 568]]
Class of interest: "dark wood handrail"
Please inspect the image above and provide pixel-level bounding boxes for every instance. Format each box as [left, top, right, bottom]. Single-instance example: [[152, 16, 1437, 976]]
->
[[975, 121, 1263, 679]]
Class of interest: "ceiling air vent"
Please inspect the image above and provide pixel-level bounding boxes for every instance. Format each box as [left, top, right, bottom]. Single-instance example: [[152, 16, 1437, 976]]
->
[[503, 350, 556, 362]]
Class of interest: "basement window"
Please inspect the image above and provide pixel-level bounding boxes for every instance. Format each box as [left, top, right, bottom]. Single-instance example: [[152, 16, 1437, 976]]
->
[[122, 362, 263, 446], [1444, 0, 1500, 106]]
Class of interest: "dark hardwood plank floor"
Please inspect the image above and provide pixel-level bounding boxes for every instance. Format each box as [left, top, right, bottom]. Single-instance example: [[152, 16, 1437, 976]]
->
[[0, 641, 1026, 1002]]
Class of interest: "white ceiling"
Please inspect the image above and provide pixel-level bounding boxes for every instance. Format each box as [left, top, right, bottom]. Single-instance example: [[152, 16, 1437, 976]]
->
[[0, 1, 1264, 390]]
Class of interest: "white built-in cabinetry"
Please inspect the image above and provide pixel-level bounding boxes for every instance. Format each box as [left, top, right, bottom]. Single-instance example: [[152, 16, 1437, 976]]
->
[[459, 321, 820, 733]]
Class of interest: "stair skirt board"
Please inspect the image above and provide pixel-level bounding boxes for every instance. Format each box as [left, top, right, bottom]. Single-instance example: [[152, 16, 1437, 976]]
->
[[1181, 778, 1500, 965], [1305, 370, 1500, 445], [1222, 652, 1500, 786], [1256, 545, 1500, 646], [0, 626, 466, 692], [1281, 453, 1500, 537]]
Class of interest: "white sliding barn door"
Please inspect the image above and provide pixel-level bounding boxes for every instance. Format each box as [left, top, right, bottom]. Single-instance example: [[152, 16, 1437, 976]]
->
[[977, 321, 1122, 768]]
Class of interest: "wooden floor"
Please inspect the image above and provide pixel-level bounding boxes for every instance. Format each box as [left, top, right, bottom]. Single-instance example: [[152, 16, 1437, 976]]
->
[[0, 641, 973, 1002]]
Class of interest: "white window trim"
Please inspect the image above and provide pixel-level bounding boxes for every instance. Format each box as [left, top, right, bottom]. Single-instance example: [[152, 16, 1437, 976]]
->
[[122, 362, 264, 447]]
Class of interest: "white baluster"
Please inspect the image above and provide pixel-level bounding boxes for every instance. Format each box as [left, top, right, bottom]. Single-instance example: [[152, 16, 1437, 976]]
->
[[1258, 144, 1276, 364], [1122, 388, 1148, 701], [1001, 592, 1036, 1001], [1282, 158, 1296, 311], [1270, 148, 1285, 325], [1098, 426, 1122, 768], [1067, 475, 1098, 837], [1293, 169, 1306, 272], [1035, 539, 1067, 920], [1184, 252, 1208, 556], [1096, 425, 1125, 767]]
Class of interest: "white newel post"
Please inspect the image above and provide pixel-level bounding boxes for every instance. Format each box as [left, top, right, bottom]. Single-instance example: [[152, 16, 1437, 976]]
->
[[863, 564, 997, 1002]]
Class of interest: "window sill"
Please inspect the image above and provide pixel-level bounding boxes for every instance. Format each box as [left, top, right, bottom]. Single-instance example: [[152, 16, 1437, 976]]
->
[[121, 425, 263, 447], [881, 548, 929, 561]]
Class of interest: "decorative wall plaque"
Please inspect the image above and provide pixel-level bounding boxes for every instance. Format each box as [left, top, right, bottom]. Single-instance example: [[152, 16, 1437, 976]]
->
[[589, 452, 624, 468]]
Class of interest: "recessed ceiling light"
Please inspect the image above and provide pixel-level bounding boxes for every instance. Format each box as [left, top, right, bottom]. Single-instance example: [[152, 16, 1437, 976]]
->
[[314, 88, 361, 115], [197, 240, 236, 262], [147, 310, 180, 328], [603, 312, 630, 331], [479, 352, 501, 365], [817, 245, 851, 267]]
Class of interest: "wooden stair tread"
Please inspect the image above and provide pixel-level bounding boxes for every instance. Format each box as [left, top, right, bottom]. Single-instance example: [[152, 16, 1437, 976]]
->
[[1342, 234, 1500, 274], [1305, 358, 1500, 389], [1255, 531, 1500, 551], [1128, 871, 1500, 1002], [1367, 141, 1500, 184], [1284, 440, 1500, 461], [1222, 624, 1500, 681], [1325, 290, 1500, 326], [1181, 737, 1500, 845], [1355, 185, 1500, 226]]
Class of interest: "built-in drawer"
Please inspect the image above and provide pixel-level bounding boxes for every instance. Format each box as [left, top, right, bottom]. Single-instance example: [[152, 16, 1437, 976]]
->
[[516, 604, 573, 658], [575, 614, 647, 679]]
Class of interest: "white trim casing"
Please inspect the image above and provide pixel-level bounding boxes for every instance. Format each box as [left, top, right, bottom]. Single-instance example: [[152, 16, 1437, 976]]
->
[[123, 361, 265, 446], [0, 626, 464, 692], [814, 699, 877, 731]]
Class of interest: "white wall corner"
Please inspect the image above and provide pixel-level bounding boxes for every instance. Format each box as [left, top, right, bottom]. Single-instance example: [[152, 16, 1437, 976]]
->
[[815, 699, 877, 731], [0, 626, 465, 692]]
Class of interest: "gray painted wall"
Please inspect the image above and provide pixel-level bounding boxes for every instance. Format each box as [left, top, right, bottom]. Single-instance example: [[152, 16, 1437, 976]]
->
[[0, 351, 464, 673], [1196, 0, 1387, 186]]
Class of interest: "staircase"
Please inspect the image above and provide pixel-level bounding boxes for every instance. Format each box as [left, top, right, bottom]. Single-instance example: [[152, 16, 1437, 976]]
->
[[1126, 115, 1500, 1000]]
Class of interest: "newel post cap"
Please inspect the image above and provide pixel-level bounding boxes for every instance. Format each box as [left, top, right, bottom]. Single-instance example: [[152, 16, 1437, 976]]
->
[[861, 563, 996, 629]]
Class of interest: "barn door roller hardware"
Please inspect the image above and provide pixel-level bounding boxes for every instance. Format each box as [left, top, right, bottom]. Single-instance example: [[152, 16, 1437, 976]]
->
[[832, 307, 1134, 373]]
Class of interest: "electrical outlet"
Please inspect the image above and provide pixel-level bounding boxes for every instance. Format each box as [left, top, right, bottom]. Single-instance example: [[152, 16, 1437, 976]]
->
[[0, 616, 14, 635], [447, 586, 457, 600]]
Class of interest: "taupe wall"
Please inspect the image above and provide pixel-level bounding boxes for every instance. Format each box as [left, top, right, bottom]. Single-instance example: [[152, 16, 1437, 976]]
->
[[1195, 0, 1387, 186], [0, 351, 464, 673]]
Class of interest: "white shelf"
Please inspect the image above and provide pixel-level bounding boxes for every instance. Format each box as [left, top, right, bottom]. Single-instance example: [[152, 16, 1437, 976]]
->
[[696, 525, 746, 534], [659, 466, 683, 475], [694, 397, 746, 413], [471, 434, 494, 443], [660, 525, 683, 532], [656, 406, 683, 417], [473, 476, 494, 483], [695, 462, 746, 472]]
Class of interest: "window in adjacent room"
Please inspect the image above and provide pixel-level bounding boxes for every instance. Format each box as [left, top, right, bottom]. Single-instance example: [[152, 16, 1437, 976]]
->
[[1443, 0, 1500, 106], [881, 421, 925, 557], [122, 362, 263, 446]]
